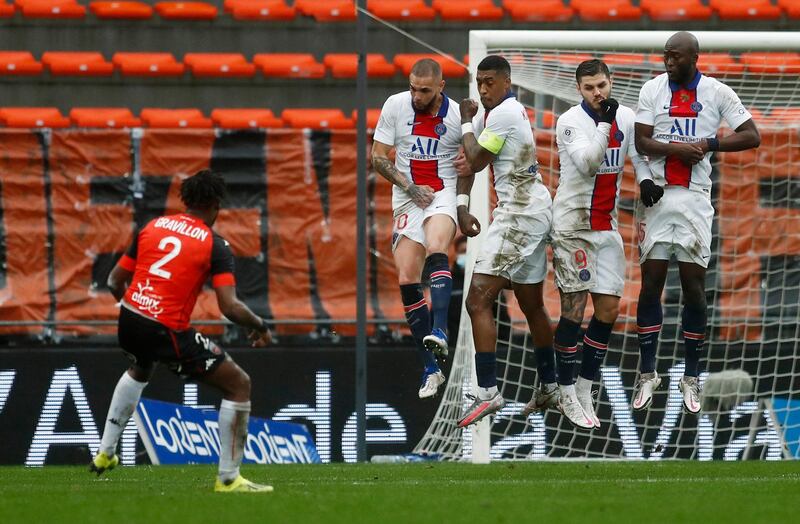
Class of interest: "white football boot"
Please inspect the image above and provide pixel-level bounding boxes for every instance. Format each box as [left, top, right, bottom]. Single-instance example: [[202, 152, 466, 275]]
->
[[418, 370, 446, 399], [633, 371, 661, 411], [575, 377, 600, 429], [522, 383, 559, 417], [457, 392, 505, 427], [679, 375, 701, 414], [557, 385, 595, 429]]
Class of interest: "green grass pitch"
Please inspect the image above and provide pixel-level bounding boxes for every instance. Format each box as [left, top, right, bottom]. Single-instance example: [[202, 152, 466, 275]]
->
[[1, 462, 798, 524]]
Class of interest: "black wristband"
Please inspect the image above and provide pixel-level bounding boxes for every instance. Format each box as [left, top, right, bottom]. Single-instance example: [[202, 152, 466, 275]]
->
[[260, 318, 269, 332], [707, 137, 720, 152]]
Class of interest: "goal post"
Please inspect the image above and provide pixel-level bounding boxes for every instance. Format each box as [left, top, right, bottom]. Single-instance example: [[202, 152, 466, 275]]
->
[[415, 31, 800, 462]]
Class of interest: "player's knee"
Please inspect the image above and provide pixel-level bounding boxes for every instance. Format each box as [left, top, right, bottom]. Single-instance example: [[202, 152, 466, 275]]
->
[[230, 369, 251, 399], [465, 288, 492, 318], [596, 302, 620, 323]]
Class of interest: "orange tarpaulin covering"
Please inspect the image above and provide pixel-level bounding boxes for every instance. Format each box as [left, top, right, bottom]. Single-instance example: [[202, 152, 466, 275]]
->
[[0, 127, 797, 341]]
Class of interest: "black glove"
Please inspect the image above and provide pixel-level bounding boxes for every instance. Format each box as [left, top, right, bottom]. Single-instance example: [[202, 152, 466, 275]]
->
[[598, 98, 619, 124], [639, 179, 664, 207]]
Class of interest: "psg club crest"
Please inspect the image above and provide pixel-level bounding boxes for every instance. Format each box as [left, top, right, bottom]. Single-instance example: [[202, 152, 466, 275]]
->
[[579, 269, 591, 282], [434, 123, 447, 136], [691, 101, 703, 112], [614, 130, 624, 142]]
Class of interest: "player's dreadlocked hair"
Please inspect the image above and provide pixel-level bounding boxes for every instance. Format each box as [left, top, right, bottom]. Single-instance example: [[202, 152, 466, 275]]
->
[[180, 169, 226, 210]]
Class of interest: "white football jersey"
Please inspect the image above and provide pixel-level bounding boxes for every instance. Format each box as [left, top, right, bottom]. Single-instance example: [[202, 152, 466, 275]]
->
[[472, 95, 548, 211], [554, 102, 649, 232], [374, 91, 462, 209], [636, 71, 752, 194]]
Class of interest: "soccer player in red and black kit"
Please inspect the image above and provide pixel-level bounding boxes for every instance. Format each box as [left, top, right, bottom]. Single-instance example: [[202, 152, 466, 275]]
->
[[90, 169, 273, 493]]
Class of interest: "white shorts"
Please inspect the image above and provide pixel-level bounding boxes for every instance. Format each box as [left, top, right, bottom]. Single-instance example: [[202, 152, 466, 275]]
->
[[473, 207, 552, 284], [638, 186, 714, 268], [552, 229, 625, 297], [391, 189, 457, 251]]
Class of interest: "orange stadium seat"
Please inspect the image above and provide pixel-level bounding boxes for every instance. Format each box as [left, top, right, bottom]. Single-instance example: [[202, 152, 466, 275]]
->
[[294, 0, 355, 21], [602, 53, 649, 67], [639, 0, 711, 21], [89, 1, 153, 19], [393, 53, 467, 77], [698, 53, 745, 76], [69, 107, 142, 128], [709, 0, 782, 20], [1, 1, 15, 15], [140, 108, 213, 128], [227, 0, 295, 20], [739, 52, 800, 74], [0, 51, 44, 75], [112, 52, 185, 76], [502, 0, 574, 22], [282, 108, 354, 129], [183, 53, 256, 78], [778, 0, 800, 18], [0, 107, 71, 128], [323, 53, 396, 78], [16, 0, 86, 18], [154, 1, 217, 20], [367, 0, 435, 21], [571, 0, 642, 21], [253, 53, 326, 78], [211, 108, 284, 128], [41, 51, 115, 76], [350, 108, 381, 129], [432, 0, 504, 21]]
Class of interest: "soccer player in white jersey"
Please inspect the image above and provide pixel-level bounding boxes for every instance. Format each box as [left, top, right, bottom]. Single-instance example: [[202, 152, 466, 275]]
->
[[633, 32, 760, 414], [372, 58, 464, 399], [534, 59, 651, 429], [455, 55, 555, 427]]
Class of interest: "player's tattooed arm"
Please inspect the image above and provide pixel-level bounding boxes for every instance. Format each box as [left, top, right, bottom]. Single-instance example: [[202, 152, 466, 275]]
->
[[372, 140, 434, 208], [559, 289, 589, 323]]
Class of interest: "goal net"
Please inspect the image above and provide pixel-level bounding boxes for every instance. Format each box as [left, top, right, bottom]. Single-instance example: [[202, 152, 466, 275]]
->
[[415, 31, 800, 462]]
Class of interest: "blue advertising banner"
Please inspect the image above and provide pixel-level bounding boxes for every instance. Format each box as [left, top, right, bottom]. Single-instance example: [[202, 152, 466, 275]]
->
[[134, 398, 321, 465]]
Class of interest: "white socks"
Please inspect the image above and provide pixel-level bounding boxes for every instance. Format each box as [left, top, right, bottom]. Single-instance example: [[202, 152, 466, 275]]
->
[[218, 399, 251, 483], [559, 383, 577, 399], [478, 385, 498, 400], [100, 372, 147, 457], [575, 376, 593, 398]]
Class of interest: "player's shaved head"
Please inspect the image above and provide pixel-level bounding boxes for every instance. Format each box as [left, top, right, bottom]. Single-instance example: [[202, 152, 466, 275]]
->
[[663, 31, 699, 85], [410, 58, 442, 80], [666, 31, 700, 56]]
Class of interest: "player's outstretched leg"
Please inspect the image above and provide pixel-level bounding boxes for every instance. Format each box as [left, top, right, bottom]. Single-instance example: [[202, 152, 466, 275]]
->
[[553, 317, 594, 429], [91, 368, 148, 476], [401, 283, 445, 399], [576, 315, 614, 429], [423, 252, 452, 357], [458, 275, 507, 427], [203, 360, 272, 493], [634, 260, 668, 411]]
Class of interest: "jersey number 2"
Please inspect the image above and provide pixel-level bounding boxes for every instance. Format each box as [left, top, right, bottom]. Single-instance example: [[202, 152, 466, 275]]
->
[[149, 236, 182, 279]]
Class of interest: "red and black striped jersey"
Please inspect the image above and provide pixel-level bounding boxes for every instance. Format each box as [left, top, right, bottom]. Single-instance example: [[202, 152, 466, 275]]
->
[[118, 213, 235, 330]]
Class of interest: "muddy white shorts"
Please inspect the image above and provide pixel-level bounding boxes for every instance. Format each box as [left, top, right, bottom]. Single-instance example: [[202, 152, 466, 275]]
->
[[552, 229, 625, 297], [391, 189, 457, 251], [638, 186, 713, 268], [473, 206, 552, 284]]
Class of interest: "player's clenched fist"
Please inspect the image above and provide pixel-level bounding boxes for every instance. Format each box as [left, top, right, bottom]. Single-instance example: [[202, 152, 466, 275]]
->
[[460, 98, 479, 122], [457, 207, 481, 237], [598, 98, 619, 124]]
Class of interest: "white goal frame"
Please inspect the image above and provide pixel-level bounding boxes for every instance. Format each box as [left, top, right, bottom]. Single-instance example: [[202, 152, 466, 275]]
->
[[435, 30, 800, 464]]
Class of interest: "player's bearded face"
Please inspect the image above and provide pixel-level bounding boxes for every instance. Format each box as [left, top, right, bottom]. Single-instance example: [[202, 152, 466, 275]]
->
[[409, 74, 443, 113], [577, 73, 612, 112], [664, 47, 696, 84]]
